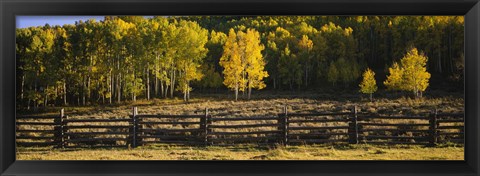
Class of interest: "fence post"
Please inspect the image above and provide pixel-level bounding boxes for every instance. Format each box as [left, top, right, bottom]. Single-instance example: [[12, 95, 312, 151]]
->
[[429, 109, 438, 146], [201, 108, 209, 146], [278, 106, 288, 146], [61, 110, 67, 149], [55, 108, 65, 148], [130, 107, 138, 148], [349, 106, 359, 144], [206, 110, 212, 146]]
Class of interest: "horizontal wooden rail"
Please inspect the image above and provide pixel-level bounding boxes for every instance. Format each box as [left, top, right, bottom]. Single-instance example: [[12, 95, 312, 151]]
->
[[65, 125, 130, 129], [208, 136, 278, 142], [210, 131, 281, 135], [64, 132, 130, 135], [435, 113, 464, 117], [16, 136, 55, 140], [288, 139, 349, 143], [209, 124, 278, 128], [437, 126, 464, 129], [364, 136, 429, 140], [136, 114, 203, 118], [139, 135, 201, 139], [437, 119, 464, 123], [65, 138, 128, 142], [64, 119, 130, 123], [288, 119, 350, 123], [140, 128, 203, 133], [210, 117, 278, 121], [437, 132, 464, 135], [16, 122, 57, 125], [16, 115, 59, 119], [358, 115, 428, 120], [138, 121, 200, 125], [289, 126, 350, 130], [286, 112, 353, 116], [359, 129, 430, 133], [358, 123, 430, 127], [17, 129, 56, 133]]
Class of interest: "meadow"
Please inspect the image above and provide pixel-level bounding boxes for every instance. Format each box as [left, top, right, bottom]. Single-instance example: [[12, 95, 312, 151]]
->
[[20, 90, 464, 118], [17, 143, 464, 160]]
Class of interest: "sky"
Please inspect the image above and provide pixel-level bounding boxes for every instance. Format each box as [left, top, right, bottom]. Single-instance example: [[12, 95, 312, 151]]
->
[[16, 16, 106, 28]]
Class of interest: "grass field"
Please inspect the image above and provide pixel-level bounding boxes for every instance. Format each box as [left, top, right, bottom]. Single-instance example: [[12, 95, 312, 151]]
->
[[17, 143, 464, 160], [20, 90, 464, 118]]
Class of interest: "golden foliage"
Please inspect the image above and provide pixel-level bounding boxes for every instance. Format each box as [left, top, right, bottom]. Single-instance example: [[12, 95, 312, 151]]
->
[[359, 68, 378, 97], [384, 47, 431, 97]]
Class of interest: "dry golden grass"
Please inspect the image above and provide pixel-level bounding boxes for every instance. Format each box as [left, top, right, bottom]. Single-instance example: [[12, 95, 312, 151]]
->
[[16, 143, 464, 160]]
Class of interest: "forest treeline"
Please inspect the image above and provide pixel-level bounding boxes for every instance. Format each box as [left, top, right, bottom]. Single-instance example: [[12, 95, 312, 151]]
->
[[16, 16, 464, 107]]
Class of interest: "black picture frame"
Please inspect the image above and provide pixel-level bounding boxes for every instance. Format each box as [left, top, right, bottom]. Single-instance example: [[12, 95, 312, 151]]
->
[[1, 0, 479, 175]]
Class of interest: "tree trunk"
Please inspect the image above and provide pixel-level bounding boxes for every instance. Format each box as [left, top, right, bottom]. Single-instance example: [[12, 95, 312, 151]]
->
[[170, 69, 176, 98], [164, 84, 168, 98], [133, 71, 136, 102], [183, 85, 187, 102], [155, 55, 159, 97], [117, 53, 121, 103], [187, 87, 190, 101], [27, 98, 31, 110], [44, 85, 48, 107], [63, 82, 67, 106], [87, 76, 91, 104], [147, 66, 150, 100], [369, 93, 373, 101], [242, 70, 246, 98], [21, 75, 25, 99], [117, 73, 121, 103], [109, 71, 113, 104], [248, 86, 252, 100], [82, 76, 86, 106], [155, 75, 158, 98], [170, 69, 173, 98], [235, 83, 239, 101], [160, 80, 164, 98]]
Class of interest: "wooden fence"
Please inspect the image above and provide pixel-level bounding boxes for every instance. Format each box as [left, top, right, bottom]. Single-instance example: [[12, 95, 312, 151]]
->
[[16, 107, 464, 148]]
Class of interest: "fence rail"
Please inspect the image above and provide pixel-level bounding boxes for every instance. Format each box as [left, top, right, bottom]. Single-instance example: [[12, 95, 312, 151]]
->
[[16, 107, 464, 148]]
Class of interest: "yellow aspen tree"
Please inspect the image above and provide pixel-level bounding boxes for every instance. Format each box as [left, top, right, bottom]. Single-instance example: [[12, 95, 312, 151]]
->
[[220, 29, 243, 101], [359, 68, 378, 101], [384, 62, 403, 91], [220, 28, 268, 100], [384, 47, 431, 98], [243, 29, 268, 99], [175, 20, 209, 102], [236, 30, 248, 95], [298, 35, 314, 87], [400, 47, 431, 98]]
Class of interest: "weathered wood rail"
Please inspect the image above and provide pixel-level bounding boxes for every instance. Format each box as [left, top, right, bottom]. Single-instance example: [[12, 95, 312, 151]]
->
[[16, 107, 464, 148]]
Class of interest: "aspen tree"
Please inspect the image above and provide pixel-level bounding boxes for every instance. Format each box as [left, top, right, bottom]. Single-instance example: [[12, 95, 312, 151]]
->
[[359, 68, 378, 101]]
